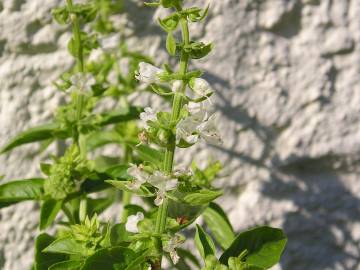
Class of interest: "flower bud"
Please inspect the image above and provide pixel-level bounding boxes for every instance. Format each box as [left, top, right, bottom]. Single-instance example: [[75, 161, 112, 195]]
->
[[189, 77, 213, 97], [157, 128, 172, 146]]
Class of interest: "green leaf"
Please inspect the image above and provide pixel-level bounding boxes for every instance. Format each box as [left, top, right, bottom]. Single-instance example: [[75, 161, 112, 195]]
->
[[49, 260, 84, 270], [87, 195, 115, 216], [228, 257, 262, 270], [203, 202, 235, 250], [105, 165, 130, 180], [99, 106, 142, 126], [219, 226, 287, 268], [158, 13, 180, 32], [1, 123, 58, 153], [85, 131, 122, 150], [68, 37, 80, 58], [144, 2, 161, 7], [40, 199, 62, 230], [183, 189, 223, 206], [195, 224, 216, 260], [34, 234, 66, 270], [106, 180, 154, 197], [81, 247, 137, 270], [110, 223, 131, 245], [43, 237, 87, 256], [177, 248, 201, 268], [40, 163, 52, 176], [52, 6, 70, 25], [188, 42, 213, 59], [166, 32, 177, 56], [134, 144, 164, 168], [0, 178, 44, 206]]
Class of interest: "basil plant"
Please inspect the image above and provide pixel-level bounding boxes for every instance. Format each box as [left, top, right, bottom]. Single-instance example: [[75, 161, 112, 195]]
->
[[0, 0, 287, 269]]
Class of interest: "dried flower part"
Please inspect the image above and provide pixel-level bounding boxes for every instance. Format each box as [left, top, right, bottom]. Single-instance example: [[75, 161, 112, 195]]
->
[[135, 62, 163, 84], [163, 234, 184, 265], [138, 130, 149, 144], [125, 212, 144, 233], [176, 216, 189, 225]]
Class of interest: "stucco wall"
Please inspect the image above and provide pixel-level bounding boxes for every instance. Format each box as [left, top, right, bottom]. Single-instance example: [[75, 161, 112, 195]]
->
[[1, 0, 360, 269]]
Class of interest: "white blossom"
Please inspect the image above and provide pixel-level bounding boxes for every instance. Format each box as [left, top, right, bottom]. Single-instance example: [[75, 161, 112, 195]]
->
[[148, 171, 178, 206], [125, 212, 144, 233], [176, 101, 222, 145], [197, 114, 223, 145], [135, 62, 163, 84], [171, 80, 183, 93], [126, 164, 150, 190], [190, 78, 213, 97], [176, 116, 200, 145], [164, 234, 184, 265], [68, 73, 96, 94], [140, 107, 157, 130]]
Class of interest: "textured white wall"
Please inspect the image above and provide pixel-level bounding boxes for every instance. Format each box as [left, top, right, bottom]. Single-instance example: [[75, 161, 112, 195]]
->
[[1, 0, 360, 269]]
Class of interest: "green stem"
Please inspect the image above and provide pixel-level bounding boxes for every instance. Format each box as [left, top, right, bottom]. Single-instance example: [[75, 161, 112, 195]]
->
[[121, 144, 133, 222], [67, 0, 85, 144], [79, 197, 87, 222], [67, 0, 84, 72], [153, 15, 190, 269]]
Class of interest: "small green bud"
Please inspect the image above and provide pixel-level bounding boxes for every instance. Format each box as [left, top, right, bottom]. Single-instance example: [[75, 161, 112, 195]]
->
[[157, 128, 172, 145]]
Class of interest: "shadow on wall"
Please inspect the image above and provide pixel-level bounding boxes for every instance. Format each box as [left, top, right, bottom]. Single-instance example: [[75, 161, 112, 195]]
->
[[262, 159, 360, 270], [202, 69, 360, 270]]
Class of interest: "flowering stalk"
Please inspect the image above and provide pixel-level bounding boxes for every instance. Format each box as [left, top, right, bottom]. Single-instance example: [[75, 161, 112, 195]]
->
[[154, 11, 190, 268], [66, 0, 86, 146]]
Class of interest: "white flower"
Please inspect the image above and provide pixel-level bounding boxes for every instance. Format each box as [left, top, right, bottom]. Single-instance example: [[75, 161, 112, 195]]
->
[[126, 164, 150, 190], [148, 171, 178, 206], [176, 117, 200, 144], [171, 80, 183, 93], [164, 234, 184, 265], [186, 102, 209, 123], [125, 212, 144, 233], [197, 114, 223, 145], [190, 78, 213, 97], [68, 73, 96, 94], [140, 107, 157, 130], [135, 62, 163, 84], [176, 102, 222, 145], [173, 167, 193, 178]]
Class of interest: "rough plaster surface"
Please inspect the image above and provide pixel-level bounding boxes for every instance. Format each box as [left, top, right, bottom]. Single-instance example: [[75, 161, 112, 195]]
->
[[1, 0, 360, 269]]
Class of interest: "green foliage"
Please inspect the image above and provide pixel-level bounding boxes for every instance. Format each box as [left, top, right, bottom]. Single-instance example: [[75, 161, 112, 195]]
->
[[40, 199, 62, 230], [203, 203, 235, 250], [220, 227, 287, 269], [34, 234, 67, 270], [195, 224, 216, 259], [0, 178, 44, 206], [0, 123, 58, 153]]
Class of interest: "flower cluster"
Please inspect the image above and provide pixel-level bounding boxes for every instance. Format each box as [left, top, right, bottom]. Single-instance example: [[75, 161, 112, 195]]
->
[[127, 164, 178, 206], [136, 62, 223, 147]]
